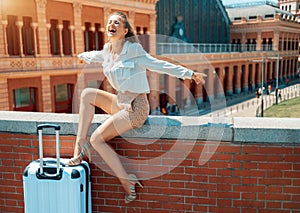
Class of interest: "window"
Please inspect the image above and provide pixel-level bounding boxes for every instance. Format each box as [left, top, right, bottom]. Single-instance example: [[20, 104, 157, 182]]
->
[[95, 23, 104, 50], [12, 87, 37, 111], [6, 15, 20, 56], [84, 22, 93, 51], [49, 19, 60, 55], [22, 16, 35, 55], [54, 83, 73, 113], [62, 20, 71, 55]]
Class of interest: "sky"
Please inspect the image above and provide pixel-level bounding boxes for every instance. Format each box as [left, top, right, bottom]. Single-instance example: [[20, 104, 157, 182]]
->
[[222, 0, 277, 6]]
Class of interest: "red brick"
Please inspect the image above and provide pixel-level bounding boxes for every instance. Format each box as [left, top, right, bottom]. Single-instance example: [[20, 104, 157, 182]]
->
[[265, 201, 282, 209], [234, 185, 265, 193], [260, 147, 293, 155], [233, 200, 264, 208], [259, 163, 292, 170]]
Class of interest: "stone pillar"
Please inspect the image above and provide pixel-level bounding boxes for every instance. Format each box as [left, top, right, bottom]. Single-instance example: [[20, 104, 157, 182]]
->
[[256, 31, 262, 51], [273, 30, 280, 51], [216, 66, 225, 99], [194, 83, 203, 105], [73, 2, 84, 54], [234, 65, 241, 94], [31, 23, 39, 56], [103, 7, 111, 44], [168, 76, 176, 105], [1, 20, 8, 56], [149, 13, 156, 55], [205, 68, 214, 102], [242, 65, 249, 92], [35, 0, 50, 56], [149, 72, 160, 113], [41, 75, 52, 112], [248, 64, 255, 91], [0, 78, 9, 110], [69, 25, 75, 55], [17, 21, 25, 57], [58, 24, 64, 56], [128, 11, 135, 29], [241, 32, 246, 52], [46, 24, 51, 55], [226, 66, 233, 96]]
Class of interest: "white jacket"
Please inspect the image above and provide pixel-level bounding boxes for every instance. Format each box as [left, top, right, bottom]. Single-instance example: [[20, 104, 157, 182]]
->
[[78, 41, 194, 93]]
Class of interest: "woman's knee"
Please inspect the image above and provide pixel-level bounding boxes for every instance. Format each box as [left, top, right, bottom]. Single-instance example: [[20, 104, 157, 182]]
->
[[89, 130, 105, 147], [81, 88, 97, 103]]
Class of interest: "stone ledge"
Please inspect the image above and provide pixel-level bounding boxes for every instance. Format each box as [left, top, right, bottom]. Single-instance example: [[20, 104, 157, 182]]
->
[[0, 111, 299, 144]]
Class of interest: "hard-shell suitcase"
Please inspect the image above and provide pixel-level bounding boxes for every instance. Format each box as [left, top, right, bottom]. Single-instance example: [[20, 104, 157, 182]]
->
[[23, 124, 91, 213]]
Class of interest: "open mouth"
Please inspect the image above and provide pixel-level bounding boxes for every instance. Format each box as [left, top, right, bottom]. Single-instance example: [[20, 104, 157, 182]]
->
[[109, 29, 116, 33]]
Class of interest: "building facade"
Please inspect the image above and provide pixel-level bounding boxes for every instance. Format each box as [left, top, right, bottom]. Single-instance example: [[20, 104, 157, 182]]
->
[[278, 0, 300, 17], [0, 0, 299, 115]]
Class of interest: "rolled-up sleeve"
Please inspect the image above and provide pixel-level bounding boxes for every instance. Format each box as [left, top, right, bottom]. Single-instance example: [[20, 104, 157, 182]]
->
[[78, 50, 104, 64], [134, 44, 194, 79]]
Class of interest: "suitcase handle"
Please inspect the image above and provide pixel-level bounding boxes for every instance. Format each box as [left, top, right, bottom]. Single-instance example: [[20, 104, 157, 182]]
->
[[37, 124, 61, 131], [37, 124, 61, 175]]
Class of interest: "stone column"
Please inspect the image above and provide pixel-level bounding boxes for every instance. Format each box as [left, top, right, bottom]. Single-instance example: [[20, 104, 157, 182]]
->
[[149, 13, 157, 54], [46, 24, 51, 55], [256, 31, 262, 51], [128, 11, 135, 29], [226, 66, 233, 96], [31, 23, 39, 56], [103, 7, 111, 44], [0, 78, 9, 110], [194, 82, 203, 105], [1, 20, 8, 56], [242, 65, 249, 93], [17, 21, 24, 57], [57, 24, 64, 56], [234, 65, 241, 94], [73, 2, 84, 54], [273, 30, 280, 51], [216, 66, 225, 99], [35, 0, 50, 56], [168, 76, 176, 105], [149, 73, 160, 113], [41, 75, 52, 112], [69, 25, 75, 55], [205, 68, 214, 102]]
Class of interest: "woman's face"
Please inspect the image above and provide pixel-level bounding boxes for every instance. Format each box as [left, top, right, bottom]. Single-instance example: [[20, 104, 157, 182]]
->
[[106, 15, 128, 41]]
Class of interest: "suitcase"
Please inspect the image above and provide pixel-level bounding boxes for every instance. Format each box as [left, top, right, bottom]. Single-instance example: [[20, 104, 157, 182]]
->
[[23, 124, 92, 213]]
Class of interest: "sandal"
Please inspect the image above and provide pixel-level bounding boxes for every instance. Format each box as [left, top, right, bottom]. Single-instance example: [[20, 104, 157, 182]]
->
[[124, 174, 143, 204], [67, 142, 91, 166]]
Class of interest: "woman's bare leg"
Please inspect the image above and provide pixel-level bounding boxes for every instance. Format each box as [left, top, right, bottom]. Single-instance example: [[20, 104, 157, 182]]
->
[[89, 111, 134, 195], [72, 88, 121, 157]]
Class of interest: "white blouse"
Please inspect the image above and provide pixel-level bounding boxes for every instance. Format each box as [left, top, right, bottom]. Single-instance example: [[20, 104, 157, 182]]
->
[[78, 41, 194, 94]]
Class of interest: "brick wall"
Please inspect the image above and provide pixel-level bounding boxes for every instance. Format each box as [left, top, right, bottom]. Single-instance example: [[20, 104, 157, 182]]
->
[[1, 132, 300, 213]]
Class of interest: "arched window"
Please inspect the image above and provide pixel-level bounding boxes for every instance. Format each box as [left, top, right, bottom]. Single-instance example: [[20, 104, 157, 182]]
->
[[6, 15, 20, 56], [95, 23, 104, 50], [22, 16, 35, 55], [84, 22, 93, 51], [62, 20, 71, 55]]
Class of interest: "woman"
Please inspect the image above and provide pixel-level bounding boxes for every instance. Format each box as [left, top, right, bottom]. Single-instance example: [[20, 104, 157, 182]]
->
[[68, 11, 206, 204]]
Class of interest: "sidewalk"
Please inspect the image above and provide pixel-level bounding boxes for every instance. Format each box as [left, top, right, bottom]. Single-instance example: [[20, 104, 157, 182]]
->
[[204, 80, 300, 118]]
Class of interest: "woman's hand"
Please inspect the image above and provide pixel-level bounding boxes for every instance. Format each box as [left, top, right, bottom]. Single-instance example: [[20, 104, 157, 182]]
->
[[192, 72, 207, 84]]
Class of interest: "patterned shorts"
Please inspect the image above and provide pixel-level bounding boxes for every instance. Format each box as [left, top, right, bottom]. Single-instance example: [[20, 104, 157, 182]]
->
[[117, 93, 149, 128]]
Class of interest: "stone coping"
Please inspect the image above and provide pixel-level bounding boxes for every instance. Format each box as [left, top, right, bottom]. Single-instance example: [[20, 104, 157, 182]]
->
[[0, 111, 299, 144]]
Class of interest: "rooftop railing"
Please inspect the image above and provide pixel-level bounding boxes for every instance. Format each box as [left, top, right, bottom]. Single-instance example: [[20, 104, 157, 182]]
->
[[157, 43, 274, 54]]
